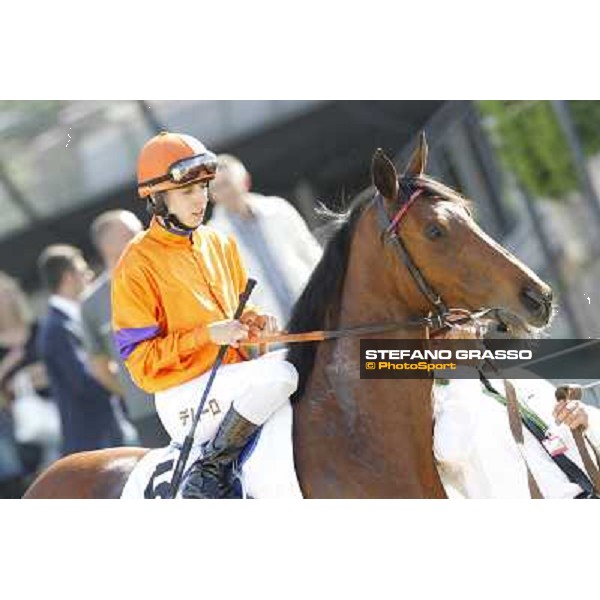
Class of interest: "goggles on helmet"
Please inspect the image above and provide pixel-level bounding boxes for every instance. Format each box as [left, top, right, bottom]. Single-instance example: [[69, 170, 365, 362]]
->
[[139, 152, 218, 192]]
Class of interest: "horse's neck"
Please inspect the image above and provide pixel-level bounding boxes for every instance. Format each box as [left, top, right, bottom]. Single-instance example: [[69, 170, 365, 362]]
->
[[292, 211, 445, 498], [293, 337, 443, 498]]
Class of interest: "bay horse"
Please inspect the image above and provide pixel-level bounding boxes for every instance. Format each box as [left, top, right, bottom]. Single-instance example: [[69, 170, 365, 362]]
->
[[24, 134, 553, 499]]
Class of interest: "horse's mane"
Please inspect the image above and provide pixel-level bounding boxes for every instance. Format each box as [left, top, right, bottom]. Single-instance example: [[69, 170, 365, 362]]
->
[[286, 174, 470, 402], [286, 192, 372, 402]]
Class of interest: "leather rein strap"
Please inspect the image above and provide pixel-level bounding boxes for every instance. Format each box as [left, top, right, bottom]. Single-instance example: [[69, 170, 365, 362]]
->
[[572, 430, 600, 492], [560, 387, 600, 493], [242, 307, 493, 347]]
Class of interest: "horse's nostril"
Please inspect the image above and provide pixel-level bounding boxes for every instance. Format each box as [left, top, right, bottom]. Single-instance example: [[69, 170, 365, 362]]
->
[[520, 286, 551, 321]]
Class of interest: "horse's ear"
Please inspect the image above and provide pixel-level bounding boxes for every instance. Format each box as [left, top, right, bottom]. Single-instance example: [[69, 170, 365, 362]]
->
[[404, 132, 428, 177], [371, 148, 399, 200]]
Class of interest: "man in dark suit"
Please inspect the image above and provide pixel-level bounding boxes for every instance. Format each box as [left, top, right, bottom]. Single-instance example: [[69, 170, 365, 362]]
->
[[36, 245, 124, 456]]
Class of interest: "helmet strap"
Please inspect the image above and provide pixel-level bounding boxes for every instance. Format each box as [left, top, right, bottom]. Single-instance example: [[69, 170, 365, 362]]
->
[[147, 193, 199, 234]]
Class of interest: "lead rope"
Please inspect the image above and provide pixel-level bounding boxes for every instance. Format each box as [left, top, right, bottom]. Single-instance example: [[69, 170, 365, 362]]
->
[[480, 359, 544, 498], [572, 429, 600, 493], [503, 380, 544, 499]]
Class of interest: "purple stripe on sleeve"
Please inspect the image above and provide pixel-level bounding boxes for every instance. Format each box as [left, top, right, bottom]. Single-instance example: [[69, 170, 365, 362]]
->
[[114, 325, 161, 360]]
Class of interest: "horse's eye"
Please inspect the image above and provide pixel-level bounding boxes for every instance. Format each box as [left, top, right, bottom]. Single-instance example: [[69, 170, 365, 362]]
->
[[425, 223, 444, 240]]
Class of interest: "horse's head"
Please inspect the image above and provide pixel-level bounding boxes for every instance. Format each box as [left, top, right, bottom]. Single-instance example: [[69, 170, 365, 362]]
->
[[370, 133, 553, 335]]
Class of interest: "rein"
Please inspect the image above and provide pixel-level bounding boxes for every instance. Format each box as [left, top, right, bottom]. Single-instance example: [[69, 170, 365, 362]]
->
[[241, 307, 496, 347]]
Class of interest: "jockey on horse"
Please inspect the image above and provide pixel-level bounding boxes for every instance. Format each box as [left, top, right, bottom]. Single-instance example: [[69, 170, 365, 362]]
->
[[112, 131, 298, 499]]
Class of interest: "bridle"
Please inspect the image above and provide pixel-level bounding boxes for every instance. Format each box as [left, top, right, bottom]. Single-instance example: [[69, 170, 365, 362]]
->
[[373, 186, 449, 326]]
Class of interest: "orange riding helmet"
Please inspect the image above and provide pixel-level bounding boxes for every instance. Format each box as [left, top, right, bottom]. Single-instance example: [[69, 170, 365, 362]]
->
[[137, 131, 218, 199]]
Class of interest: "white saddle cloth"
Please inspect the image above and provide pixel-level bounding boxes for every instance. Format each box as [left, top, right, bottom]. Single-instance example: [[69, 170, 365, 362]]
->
[[121, 400, 303, 499]]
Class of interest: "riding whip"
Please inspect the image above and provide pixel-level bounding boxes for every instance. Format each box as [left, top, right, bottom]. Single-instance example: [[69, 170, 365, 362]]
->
[[168, 278, 257, 499]]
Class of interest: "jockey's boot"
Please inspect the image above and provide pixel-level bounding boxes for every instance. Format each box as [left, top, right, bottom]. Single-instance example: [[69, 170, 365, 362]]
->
[[181, 406, 259, 499]]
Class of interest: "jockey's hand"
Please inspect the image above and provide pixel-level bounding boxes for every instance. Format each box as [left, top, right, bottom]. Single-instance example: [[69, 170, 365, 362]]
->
[[440, 323, 482, 340], [554, 385, 589, 431], [207, 319, 249, 348], [240, 311, 278, 339]]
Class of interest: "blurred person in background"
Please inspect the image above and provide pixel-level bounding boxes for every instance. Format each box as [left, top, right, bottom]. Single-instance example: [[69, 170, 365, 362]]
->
[[36, 245, 124, 456], [0, 413, 23, 497], [0, 272, 27, 497], [209, 154, 322, 327], [0, 271, 57, 496], [81, 210, 168, 447]]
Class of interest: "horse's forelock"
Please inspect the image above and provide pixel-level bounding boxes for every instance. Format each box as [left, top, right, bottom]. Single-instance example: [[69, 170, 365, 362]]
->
[[409, 175, 473, 213]]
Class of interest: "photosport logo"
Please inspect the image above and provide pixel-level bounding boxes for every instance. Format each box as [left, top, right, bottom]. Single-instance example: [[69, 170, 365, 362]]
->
[[359, 338, 600, 380]]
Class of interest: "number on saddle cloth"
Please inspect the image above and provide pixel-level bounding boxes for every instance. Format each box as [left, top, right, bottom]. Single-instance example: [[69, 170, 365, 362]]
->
[[143, 429, 261, 499], [144, 459, 175, 499]]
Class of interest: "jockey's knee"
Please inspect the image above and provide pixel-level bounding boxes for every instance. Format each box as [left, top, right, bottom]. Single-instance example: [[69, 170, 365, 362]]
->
[[251, 359, 298, 397], [233, 360, 298, 425], [267, 360, 299, 395]]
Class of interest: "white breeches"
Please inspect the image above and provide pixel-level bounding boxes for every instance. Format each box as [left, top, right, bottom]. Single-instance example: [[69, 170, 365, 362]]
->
[[154, 352, 298, 446]]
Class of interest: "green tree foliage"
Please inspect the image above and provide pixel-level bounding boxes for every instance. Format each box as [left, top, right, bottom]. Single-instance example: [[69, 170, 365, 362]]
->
[[478, 100, 579, 200], [569, 101, 600, 156]]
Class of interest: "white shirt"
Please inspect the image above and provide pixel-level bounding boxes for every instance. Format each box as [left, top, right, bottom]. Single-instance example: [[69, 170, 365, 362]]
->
[[433, 375, 600, 499], [209, 194, 323, 326]]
